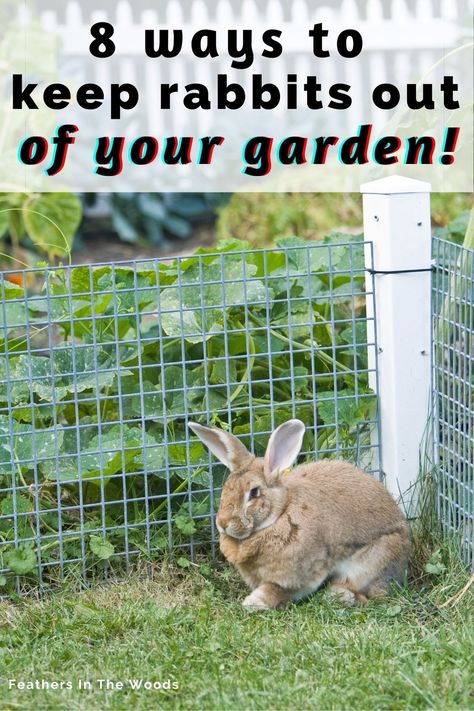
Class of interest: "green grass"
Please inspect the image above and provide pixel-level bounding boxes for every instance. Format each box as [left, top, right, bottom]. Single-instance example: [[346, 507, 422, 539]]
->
[[1, 544, 473, 711]]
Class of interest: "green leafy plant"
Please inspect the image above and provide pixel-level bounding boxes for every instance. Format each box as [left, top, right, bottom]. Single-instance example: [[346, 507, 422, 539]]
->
[[89, 535, 115, 561], [0, 236, 376, 592], [0, 192, 82, 267], [82, 193, 226, 246], [424, 549, 447, 576]]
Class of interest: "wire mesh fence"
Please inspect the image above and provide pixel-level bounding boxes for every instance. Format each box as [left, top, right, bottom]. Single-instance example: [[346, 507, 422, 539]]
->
[[432, 237, 474, 568], [0, 239, 380, 595]]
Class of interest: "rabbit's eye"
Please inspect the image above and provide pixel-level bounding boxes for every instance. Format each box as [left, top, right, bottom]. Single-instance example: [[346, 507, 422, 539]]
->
[[248, 486, 260, 500]]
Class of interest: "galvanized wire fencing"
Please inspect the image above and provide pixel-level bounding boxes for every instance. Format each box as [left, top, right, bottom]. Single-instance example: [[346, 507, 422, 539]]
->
[[432, 237, 474, 567], [0, 239, 380, 595]]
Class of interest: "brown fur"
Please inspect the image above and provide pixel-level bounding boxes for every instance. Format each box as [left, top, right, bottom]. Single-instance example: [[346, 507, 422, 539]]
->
[[190, 421, 411, 610], [219, 459, 409, 608]]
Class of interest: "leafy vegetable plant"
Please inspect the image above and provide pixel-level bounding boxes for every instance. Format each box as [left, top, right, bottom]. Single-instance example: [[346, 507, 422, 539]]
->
[[0, 236, 376, 593], [82, 193, 225, 246], [0, 192, 82, 268]]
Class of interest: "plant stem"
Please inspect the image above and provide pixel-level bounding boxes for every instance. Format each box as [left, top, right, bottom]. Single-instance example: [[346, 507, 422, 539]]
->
[[248, 314, 351, 373], [228, 332, 255, 405], [148, 478, 189, 522]]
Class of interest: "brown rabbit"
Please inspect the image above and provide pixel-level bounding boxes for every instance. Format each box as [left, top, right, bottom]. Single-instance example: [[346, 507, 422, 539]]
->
[[189, 419, 410, 610]]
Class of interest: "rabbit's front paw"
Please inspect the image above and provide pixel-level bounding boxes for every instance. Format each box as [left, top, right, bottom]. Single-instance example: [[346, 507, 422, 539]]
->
[[242, 588, 271, 611]]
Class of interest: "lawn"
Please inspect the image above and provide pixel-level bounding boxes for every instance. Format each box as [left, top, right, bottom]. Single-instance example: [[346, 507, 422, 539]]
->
[[0, 546, 473, 711]]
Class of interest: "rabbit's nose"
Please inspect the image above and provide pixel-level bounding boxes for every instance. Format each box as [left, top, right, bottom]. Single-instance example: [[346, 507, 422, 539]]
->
[[216, 516, 228, 533]]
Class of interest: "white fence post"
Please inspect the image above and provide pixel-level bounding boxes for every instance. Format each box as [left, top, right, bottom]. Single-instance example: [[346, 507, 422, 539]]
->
[[361, 176, 432, 510]]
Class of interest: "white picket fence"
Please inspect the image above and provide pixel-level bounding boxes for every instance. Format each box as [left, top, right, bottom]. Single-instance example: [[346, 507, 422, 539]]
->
[[38, 0, 470, 29], [33, 0, 468, 136]]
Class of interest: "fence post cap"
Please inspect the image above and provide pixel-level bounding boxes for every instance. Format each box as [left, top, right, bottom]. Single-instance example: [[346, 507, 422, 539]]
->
[[360, 175, 432, 194]]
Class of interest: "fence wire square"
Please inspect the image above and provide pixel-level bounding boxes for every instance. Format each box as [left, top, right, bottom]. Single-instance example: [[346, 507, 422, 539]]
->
[[432, 237, 474, 568], [0, 240, 380, 595]]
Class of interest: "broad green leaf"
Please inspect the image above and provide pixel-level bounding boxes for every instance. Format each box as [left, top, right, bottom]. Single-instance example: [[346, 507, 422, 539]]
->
[[159, 299, 219, 345], [177, 238, 252, 272], [5, 545, 37, 575], [424, 549, 447, 575], [209, 358, 237, 385], [320, 399, 349, 428], [340, 322, 368, 347], [271, 306, 321, 345], [191, 465, 219, 487], [129, 390, 164, 421], [160, 259, 268, 344], [174, 514, 197, 536], [276, 236, 347, 273], [0, 574, 7, 586], [27, 289, 92, 326], [272, 238, 364, 302], [80, 440, 140, 483], [41, 425, 164, 483], [176, 556, 191, 569], [0, 415, 63, 476], [247, 249, 286, 278], [168, 441, 207, 467], [146, 364, 214, 420], [0, 281, 24, 300], [190, 499, 211, 518], [0, 301, 28, 330], [111, 211, 140, 243], [26, 270, 108, 341], [11, 403, 56, 424], [0, 282, 27, 332], [23, 193, 82, 258], [96, 269, 157, 314], [0, 357, 20, 404], [159, 365, 185, 417], [317, 392, 376, 429], [12, 349, 119, 402], [89, 535, 115, 560], [279, 366, 310, 396], [1, 493, 32, 516], [40, 456, 77, 482], [0, 493, 32, 539], [322, 233, 365, 272], [252, 334, 287, 354], [70, 266, 95, 295], [164, 214, 192, 239]]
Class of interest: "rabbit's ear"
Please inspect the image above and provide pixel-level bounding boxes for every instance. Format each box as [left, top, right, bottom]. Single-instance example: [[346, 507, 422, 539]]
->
[[264, 419, 305, 483], [188, 422, 251, 470]]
